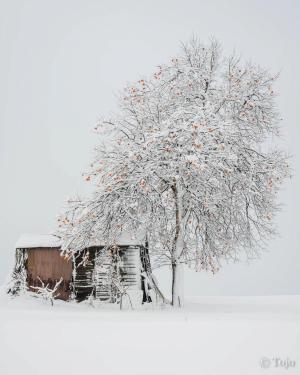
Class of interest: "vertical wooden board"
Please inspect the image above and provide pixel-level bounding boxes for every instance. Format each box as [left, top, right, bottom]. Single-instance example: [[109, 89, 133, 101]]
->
[[26, 248, 72, 300], [94, 247, 114, 302], [119, 246, 141, 289], [73, 247, 97, 302]]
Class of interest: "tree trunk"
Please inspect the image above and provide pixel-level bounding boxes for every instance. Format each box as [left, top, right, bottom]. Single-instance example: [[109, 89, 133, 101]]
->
[[171, 261, 183, 307], [171, 178, 185, 307]]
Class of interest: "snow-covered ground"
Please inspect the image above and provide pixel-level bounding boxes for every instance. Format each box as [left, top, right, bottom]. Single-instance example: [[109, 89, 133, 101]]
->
[[0, 292, 299, 375]]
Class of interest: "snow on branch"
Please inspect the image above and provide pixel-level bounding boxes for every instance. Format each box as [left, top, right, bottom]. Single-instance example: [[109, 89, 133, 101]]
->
[[57, 38, 291, 304], [31, 277, 63, 306]]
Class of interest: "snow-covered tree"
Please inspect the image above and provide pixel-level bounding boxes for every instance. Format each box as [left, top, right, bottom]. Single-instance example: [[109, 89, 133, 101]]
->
[[7, 249, 28, 296], [31, 277, 63, 306], [59, 38, 290, 307]]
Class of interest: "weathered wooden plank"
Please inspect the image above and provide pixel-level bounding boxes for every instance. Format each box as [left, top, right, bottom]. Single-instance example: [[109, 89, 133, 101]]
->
[[73, 248, 97, 302], [26, 248, 72, 301]]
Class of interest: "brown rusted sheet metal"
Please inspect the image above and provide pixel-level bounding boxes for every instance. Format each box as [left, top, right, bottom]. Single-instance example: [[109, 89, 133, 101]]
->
[[26, 248, 72, 301]]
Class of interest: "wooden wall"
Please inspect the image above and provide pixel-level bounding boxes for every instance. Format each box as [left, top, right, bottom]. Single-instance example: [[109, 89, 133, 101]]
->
[[73, 248, 97, 302], [26, 248, 72, 301], [24, 245, 144, 303], [74, 246, 142, 302]]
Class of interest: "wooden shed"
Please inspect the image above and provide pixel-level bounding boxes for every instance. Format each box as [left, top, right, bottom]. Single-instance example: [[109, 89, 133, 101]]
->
[[9, 233, 159, 304]]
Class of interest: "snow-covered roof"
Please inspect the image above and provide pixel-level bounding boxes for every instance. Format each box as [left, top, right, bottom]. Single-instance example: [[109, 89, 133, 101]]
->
[[15, 234, 62, 249], [101, 231, 145, 247], [15, 232, 145, 249]]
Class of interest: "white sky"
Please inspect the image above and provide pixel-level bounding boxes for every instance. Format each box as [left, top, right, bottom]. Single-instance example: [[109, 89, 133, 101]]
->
[[0, 0, 299, 296]]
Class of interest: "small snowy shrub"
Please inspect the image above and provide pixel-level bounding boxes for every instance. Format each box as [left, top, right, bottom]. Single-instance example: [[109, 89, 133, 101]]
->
[[31, 277, 63, 306]]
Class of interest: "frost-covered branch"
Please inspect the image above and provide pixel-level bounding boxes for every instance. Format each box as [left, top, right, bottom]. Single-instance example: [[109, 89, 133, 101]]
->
[[31, 277, 63, 306], [58, 37, 290, 306]]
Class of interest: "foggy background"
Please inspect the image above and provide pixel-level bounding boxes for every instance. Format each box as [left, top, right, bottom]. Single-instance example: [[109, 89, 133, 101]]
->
[[0, 0, 299, 297]]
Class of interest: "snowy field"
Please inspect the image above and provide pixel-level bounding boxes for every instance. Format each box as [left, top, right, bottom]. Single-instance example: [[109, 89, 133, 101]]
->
[[0, 292, 299, 375]]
